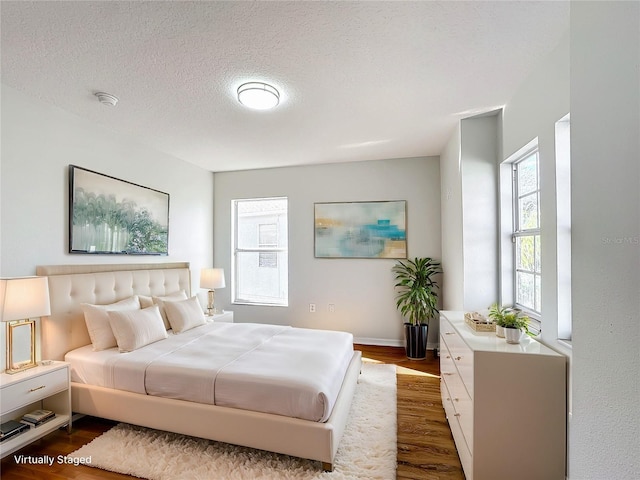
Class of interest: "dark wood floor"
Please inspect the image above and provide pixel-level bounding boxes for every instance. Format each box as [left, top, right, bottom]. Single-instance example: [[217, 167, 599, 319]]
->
[[1, 345, 464, 480]]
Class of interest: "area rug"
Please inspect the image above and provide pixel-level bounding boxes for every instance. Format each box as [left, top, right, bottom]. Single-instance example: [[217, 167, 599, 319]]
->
[[68, 363, 397, 479]]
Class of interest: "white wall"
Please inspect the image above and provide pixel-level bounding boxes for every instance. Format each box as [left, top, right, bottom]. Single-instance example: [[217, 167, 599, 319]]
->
[[569, 2, 639, 479], [460, 114, 499, 310], [1, 85, 214, 369], [440, 124, 464, 309], [213, 157, 441, 346], [0, 85, 214, 299], [440, 114, 499, 311]]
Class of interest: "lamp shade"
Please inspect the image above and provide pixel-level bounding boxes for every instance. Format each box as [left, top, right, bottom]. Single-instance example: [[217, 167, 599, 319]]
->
[[200, 268, 226, 290], [0, 277, 51, 322]]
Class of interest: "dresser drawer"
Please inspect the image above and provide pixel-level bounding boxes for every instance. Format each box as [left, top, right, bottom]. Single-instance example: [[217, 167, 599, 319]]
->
[[440, 339, 474, 450], [441, 317, 475, 397], [441, 378, 473, 478], [1, 367, 68, 413]]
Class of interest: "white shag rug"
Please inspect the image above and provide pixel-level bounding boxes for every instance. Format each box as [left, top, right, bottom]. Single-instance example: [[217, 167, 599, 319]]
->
[[68, 363, 397, 480]]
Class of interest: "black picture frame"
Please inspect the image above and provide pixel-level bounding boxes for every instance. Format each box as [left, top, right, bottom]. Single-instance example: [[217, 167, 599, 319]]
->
[[69, 165, 169, 255]]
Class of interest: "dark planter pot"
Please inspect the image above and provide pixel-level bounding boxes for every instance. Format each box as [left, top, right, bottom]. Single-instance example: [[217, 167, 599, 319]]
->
[[404, 323, 428, 360]]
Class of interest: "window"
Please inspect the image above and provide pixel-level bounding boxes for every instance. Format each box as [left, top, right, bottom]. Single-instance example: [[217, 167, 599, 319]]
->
[[258, 223, 278, 268], [512, 148, 542, 322], [232, 197, 288, 306]]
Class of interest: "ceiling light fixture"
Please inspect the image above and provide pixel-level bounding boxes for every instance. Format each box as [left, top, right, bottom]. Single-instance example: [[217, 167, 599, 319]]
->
[[237, 82, 280, 110], [95, 92, 119, 107]]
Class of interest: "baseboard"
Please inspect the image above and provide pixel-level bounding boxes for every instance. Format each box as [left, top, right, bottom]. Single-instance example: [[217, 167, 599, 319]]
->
[[353, 337, 403, 347], [354, 337, 439, 352]]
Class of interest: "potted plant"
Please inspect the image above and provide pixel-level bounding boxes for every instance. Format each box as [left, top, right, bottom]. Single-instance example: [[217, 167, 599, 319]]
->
[[393, 257, 442, 359], [501, 311, 530, 344], [488, 303, 530, 343], [488, 303, 509, 338]]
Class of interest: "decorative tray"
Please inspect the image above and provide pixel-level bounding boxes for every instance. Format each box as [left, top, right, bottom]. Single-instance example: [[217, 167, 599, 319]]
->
[[464, 312, 496, 332]]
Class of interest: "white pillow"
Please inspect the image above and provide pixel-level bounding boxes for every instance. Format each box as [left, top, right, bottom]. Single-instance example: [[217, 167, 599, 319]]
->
[[81, 296, 140, 351], [137, 295, 154, 309], [164, 296, 206, 333], [145, 290, 188, 329], [107, 305, 168, 352]]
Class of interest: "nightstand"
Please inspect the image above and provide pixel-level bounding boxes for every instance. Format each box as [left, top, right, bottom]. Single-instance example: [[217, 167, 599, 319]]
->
[[206, 310, 234, 323], [0, 361, 71, 458]]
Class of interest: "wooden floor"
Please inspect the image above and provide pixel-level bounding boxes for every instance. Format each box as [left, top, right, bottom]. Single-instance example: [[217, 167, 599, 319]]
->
[[1, 345, 464, 480]]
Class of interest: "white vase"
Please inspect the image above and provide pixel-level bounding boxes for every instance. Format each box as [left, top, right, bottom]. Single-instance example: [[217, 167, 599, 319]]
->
[[496, 325, 505, 338], [504, 327, 523, 344]]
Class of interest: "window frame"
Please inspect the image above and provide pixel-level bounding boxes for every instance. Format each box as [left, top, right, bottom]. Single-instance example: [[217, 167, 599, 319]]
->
[[232, 197, 288, 307], [511, 146, 542, 331], [258, 223, 279, 268]]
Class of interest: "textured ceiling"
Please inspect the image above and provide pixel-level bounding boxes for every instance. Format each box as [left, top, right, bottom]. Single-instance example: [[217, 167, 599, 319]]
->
[[1, 1, 569, 172]]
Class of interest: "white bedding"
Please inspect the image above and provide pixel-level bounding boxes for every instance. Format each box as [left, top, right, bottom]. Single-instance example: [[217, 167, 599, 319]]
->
[[65, 322, 354, 422]]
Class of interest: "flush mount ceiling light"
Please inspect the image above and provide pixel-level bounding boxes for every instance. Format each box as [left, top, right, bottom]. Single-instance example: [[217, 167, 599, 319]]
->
[[95, 92, 119, 107], [237, 82, 280, 110]]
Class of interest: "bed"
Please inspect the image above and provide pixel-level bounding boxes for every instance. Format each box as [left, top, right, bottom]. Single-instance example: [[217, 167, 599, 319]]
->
[[37, 262, 362, 471]]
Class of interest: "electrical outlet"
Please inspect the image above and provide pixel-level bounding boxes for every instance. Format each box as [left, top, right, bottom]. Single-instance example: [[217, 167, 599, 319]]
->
[[328, 304, 335, 313], [309, 303, 316, 313]]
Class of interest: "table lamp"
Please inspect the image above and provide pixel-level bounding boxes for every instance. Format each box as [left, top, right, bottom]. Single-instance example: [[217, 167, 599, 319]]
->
[[200, 268, 225, 315], [0, 276, 51, 374]]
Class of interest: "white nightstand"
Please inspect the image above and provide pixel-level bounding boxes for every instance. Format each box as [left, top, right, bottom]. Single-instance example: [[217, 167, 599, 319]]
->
[[206, 310, 234, 323], [0, 361, 72, 458]]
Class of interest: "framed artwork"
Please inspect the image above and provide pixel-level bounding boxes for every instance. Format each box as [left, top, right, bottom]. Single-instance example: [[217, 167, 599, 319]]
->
[[69, 165, 169, 255], [314, 200, 407, 258]]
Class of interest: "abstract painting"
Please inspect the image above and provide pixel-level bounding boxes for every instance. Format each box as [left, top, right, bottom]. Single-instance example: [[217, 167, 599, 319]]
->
[[69, 165, 169, 255], [314, 201, 407, 258]]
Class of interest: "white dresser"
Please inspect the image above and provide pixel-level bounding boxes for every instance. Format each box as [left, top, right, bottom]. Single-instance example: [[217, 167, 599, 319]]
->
[[440, 311, 566, 480]]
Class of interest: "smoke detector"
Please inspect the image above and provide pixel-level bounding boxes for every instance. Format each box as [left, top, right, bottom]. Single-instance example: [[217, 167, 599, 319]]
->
[[95, 92, 119, 107]]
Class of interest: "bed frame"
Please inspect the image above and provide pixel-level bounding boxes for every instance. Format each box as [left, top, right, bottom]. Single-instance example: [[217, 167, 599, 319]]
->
[[36, 262, 362, 471]]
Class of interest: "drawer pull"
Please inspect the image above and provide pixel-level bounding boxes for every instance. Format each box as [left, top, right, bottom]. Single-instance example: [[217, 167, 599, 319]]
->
[[445, 355, 451, 359], [445, 332, 455, 335], [454, 413, 461, 417], [454, 397, 460, 402], [29, 385, 46, 392], [443, 372, 453, 376], [455, 356, 462, 361]]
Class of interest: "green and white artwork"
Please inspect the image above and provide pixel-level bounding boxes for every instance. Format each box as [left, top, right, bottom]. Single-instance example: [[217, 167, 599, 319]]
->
[[69, 165, 169, 255]]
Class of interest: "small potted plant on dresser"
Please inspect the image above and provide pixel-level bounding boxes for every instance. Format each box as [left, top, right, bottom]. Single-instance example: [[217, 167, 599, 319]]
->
[[488, 303, 509, 338], [501, 310, 531, 344], [392, 257, 442, 360], [488, 303, 530, 343]]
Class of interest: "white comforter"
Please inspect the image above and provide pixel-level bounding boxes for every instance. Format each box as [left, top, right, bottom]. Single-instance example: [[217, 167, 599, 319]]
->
[[65, 322, 354, 422]]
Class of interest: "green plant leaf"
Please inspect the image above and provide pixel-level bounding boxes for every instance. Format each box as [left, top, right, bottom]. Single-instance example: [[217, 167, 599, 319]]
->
[[392, 257, 442, 326]]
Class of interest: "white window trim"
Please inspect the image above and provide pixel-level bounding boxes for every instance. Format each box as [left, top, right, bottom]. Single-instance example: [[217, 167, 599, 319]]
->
[[500, 138, 542, 333], [512, 147, 542, 322], [231, 197, 288, 307]]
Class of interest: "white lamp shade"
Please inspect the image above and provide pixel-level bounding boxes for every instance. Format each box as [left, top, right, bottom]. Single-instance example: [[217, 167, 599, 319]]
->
[[0, 277, 51, 322], [200, 268, 226, 290]]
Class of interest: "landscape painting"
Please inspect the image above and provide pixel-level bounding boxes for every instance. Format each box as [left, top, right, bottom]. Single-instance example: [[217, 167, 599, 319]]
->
[[314, 201, 407, 258], [69, 165, 169, 255]]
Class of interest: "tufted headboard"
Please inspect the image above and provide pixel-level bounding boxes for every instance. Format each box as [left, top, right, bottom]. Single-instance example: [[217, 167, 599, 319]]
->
[[36, 263, 191, 361]]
